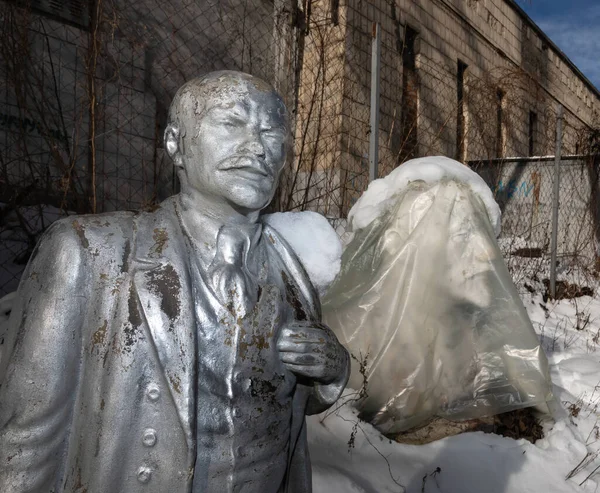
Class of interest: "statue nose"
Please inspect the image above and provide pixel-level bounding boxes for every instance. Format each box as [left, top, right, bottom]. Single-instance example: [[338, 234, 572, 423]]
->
[[240, 138, 266, 157]]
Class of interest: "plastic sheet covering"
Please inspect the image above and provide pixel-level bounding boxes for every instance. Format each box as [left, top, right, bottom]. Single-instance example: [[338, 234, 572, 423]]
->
[[322, 179, 553, 434]]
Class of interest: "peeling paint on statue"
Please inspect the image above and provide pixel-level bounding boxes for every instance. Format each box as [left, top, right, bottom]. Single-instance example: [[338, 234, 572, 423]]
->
[[0, 71, 349, 493]]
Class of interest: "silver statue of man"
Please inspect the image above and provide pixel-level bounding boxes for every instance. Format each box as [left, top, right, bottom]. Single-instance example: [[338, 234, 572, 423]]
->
[[0, 71, 349, 493]]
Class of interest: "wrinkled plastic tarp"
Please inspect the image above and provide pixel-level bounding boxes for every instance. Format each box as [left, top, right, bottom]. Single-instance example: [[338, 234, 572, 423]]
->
[[322, 179, 553, 433]]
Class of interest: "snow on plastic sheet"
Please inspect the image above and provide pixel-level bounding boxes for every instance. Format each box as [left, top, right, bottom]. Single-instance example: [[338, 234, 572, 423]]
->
[[262, 211, 342, 296], [348, 156, 502, 237]]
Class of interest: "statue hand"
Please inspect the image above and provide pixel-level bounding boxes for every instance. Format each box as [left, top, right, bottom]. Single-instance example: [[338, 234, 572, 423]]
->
[[277, 321, 349, 384]]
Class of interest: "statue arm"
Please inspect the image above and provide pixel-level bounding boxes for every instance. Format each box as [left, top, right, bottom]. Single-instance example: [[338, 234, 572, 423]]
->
[[0, 219, 87, 492]]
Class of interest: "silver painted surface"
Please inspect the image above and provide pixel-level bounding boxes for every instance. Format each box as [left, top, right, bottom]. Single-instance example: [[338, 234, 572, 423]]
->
[[0, 71, 349, 493]]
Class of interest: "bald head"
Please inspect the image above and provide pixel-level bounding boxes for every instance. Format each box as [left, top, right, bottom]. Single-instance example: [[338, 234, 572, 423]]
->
[[164, 71, 290, 214], [166, 71, 288, 149]]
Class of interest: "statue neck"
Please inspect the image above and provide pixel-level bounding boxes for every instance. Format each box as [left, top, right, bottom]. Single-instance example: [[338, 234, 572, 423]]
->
[[177, 190, 260, 266]]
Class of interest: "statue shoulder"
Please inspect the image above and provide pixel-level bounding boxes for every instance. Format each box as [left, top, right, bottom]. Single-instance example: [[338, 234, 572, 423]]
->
[[26, 211, 141, 280], [43, 210, 139, 251]]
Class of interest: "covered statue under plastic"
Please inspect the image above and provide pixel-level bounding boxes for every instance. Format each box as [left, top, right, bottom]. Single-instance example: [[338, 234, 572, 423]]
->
[[322, 157, 553, 434]]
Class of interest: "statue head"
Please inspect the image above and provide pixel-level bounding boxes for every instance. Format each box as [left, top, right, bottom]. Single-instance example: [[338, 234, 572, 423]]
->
[[164, 71, 290, 214]]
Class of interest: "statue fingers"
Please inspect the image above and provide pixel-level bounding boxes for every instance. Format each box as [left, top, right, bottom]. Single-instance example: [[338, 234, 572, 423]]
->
[[279, 351, 321, 366], [279, 326, 328, 344], [277, 339, 324, 353], [281, 362, 324, 380]]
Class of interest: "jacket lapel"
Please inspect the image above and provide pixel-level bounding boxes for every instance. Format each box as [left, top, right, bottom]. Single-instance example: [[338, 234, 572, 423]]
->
[[132, 198, 197, 454]]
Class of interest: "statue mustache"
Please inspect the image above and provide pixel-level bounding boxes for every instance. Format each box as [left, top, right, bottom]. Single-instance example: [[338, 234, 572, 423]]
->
[[218, 154, 274, 178]]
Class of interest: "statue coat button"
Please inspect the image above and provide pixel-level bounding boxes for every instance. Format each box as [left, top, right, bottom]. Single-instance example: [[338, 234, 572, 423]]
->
[[137, 466, 152, 483], [146, 384, 160, 401], [142, 428, 157, 447]]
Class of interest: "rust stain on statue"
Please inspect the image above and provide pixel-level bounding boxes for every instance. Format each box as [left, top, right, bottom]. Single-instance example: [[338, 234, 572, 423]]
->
[[91, 320, 108, 347], [73, 466, 88, 493], [238, 326, 249, 359], [223, 322, 235, 347], [128, 284, 142, 328], [110, 332, 122, 358], [250, 378, 277, 402], [111, 278, 124, 295], [281, 270, 307, 321], [147, 264, 182, 327], [121, 239, 131, 273], [152, 227, 169, 256], [92, 219, 110, 227], [170, 374, 182, 394], [72, 220, 89, 249], [238, 322, 271, 361]]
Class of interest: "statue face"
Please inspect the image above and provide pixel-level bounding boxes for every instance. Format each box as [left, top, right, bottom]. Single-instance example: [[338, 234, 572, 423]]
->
[[178, 79, 288, 213]]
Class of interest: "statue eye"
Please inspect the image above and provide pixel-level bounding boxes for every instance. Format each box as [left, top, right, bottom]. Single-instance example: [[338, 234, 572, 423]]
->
[[261, 126, 285, 138], [219, 118, 244, 127]]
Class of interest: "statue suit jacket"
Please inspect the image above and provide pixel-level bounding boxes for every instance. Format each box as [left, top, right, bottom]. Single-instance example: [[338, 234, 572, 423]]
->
[[0, 196, 347, 493]]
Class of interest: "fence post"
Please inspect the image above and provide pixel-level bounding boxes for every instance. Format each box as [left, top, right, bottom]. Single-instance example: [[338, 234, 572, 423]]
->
[[550, 105, 563, 299], [272, 0, 294, 105], [369, 22, 381, 182]]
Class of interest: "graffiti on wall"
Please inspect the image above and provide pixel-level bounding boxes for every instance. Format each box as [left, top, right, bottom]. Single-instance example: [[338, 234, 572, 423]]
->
[[490, 172, 541, 201]]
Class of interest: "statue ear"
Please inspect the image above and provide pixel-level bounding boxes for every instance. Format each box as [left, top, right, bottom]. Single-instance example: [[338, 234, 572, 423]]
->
[[164, 123, 183, 167]]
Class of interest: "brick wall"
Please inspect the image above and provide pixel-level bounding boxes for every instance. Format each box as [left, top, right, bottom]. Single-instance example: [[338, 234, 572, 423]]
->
[[292, 0, 600, 216]]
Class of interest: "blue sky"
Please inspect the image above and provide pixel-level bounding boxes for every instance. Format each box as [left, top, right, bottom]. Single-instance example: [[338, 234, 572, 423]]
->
[[516, 0, 600, 89]]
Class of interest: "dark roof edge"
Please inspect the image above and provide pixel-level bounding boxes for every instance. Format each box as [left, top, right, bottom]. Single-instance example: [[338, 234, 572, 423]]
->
[[505, 0, 600, 101]]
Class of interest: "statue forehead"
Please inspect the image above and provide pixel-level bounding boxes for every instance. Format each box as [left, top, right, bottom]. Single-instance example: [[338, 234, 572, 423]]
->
[[175, 72, 286, 122]]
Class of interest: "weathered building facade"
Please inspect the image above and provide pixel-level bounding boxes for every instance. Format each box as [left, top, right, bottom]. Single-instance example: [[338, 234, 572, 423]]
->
[[1, 0, 599, 294], [289, 0, 600, 215]]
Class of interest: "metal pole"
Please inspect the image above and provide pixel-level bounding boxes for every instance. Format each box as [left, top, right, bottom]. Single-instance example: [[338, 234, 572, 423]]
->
[[550, 105, 563, 299], [369, 22, 381, 182]]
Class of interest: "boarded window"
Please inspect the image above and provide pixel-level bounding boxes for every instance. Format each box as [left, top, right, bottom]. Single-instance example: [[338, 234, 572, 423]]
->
[[400, 25, 418, 163], [496, 89, 504, 158], [528, 111, 538, 156]]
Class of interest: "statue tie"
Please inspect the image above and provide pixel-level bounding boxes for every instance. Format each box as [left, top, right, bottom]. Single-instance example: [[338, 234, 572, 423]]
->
[[208, 225, 258, 318]]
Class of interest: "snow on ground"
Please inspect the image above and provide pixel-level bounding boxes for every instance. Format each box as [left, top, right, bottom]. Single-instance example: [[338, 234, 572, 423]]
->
[[307, 156, 600, 492], [309, 395, 589, 493], [308, 270, 600, 493]]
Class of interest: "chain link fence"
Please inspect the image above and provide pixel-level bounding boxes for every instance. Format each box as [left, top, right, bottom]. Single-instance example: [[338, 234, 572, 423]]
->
[[1, 0, 599, 297], [275, 0, 600, 295], [0, 0, 300, 295], [474, 155, 599, 294]]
